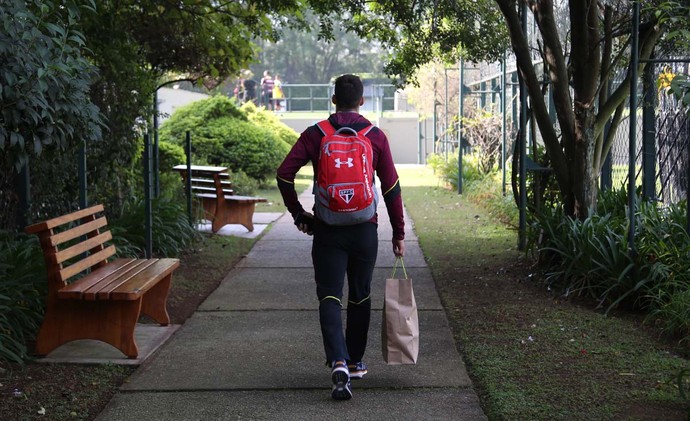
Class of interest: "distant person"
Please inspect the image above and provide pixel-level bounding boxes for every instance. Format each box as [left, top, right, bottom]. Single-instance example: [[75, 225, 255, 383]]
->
[[276, 74, 405, 400], [273, 74, 284, 111], [260, 70, 274, 110], [243, 78, 257, 104], [233, 78, 245, 102]]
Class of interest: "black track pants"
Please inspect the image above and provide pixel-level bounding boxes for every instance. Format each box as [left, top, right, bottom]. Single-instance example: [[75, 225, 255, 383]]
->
[[312, 221, 378, 364]]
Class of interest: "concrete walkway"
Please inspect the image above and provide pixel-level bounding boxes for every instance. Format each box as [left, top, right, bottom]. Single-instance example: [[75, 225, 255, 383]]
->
[[96, 191, 487, 420]]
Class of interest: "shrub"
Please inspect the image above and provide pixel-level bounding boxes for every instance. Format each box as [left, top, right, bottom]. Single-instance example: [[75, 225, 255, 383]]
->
[[240, 101, 298, 146], [462, 109, 505, 174], [159, 95, 290, 181], [427, 152, 490, 191], [0, 232, 46, 364], [158, 141, 187, 173], [229, 170, 260, 196], [110, 196, 200, 258], [154, 141, 189, 200], [464, 172, 518, 227], [528, 187, 690, 341]]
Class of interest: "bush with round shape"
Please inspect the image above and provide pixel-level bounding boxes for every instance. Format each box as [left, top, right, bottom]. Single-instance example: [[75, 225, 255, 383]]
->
[[160, 95, 290, 181]]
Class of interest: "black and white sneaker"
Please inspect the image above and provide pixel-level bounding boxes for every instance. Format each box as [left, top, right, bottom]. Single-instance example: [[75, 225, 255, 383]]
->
[[331, 361, 352, 400], [347, 361, 368, 379]]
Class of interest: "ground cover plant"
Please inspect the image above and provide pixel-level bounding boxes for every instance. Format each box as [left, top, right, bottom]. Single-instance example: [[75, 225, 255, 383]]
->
[[1, 165, 688, 420], [529, 189, 690, 343]]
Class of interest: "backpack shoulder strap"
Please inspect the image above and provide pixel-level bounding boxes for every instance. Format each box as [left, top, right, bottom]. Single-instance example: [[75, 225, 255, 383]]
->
[[316, 120, 336, 136], [357, 125, 374, 137]]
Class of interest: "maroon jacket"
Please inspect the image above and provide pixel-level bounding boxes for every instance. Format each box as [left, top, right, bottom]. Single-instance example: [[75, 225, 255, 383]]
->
[[276, 112, 405, 240]]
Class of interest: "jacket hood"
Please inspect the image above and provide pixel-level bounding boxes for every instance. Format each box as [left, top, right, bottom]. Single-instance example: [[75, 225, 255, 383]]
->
[[328, 112, 372, 131]]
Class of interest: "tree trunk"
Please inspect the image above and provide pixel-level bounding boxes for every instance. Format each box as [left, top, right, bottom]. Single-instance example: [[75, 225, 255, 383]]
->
[[573, 103, 597, 219]]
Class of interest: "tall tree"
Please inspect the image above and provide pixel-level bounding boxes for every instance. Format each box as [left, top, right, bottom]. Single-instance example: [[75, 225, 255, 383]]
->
[[309, 0, 688, 219], [250, 11, 390, 83]]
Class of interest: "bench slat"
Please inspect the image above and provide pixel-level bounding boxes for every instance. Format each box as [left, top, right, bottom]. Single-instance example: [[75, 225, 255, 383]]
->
[[190, 178, 232, 185], [110, 258, 180, 300], [25, 204, 105, 234], [225, 195, 268, 203], [59, 245, 116, 282], [194, 193, 221, 200], [194, 193, 266, 203], [58, 258, 138, 299], [193, 186, 234, 194], [50, 217, 109, 247], [173, 164, 227, 173], [54, 231, 112, 265], [94, 259, 160, 300]]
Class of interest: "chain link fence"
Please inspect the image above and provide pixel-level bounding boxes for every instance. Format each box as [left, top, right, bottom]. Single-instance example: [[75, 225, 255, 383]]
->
[[607, 61, 690, 205]]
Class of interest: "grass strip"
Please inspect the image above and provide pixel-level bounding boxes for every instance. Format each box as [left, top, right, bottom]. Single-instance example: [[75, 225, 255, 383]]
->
[[398, 165, 689, 420]]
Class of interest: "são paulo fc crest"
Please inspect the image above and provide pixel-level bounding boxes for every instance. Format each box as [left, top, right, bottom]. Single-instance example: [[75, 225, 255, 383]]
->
[[339, 188, 355, 204]]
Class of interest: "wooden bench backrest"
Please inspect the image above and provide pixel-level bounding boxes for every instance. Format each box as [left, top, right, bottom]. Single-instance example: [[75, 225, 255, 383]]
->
[[174, 166, 233, 199], [25, 204, 116, 290]]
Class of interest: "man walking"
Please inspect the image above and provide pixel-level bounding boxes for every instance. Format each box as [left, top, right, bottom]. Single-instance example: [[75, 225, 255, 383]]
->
[[276, 74, 405, 400]]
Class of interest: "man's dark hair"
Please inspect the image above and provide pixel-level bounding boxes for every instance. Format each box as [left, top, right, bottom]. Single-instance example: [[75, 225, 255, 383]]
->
[[334, 74, 364, 109]]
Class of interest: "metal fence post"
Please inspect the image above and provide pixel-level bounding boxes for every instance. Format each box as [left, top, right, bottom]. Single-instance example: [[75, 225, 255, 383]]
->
[[418, 119, 423, 164], [458, 60, 464, 195], [501, 56, 507, 196], [153, 90, 160, 198], [185, 131, 192, 224], [444, 70, 449, 160], [143, 133, 153, 259]]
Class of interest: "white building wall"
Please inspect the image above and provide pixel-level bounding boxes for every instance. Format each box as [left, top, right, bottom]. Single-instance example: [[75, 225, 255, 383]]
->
[[157, 87, 210, 122]]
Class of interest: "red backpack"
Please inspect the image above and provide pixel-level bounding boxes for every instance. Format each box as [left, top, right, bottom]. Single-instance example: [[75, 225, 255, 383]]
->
[[314, 120, 379, 225]]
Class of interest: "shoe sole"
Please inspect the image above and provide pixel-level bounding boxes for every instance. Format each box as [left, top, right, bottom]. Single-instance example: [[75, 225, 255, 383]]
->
[[348, 370, 367, 379], [331, 367, 352, 400]]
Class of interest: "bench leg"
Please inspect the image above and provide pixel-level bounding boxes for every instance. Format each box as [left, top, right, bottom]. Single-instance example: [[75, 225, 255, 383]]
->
[[140, 273, 172, 325], [35, 299, 143, 358], [212, 201, 256, 232]]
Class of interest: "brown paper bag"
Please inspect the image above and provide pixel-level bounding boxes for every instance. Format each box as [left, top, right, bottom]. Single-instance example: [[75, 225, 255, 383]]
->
[[381, 257, 419, 364]]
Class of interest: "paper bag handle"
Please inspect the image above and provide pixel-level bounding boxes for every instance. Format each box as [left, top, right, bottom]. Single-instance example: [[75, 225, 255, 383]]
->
[[391, 256, 409, 279]]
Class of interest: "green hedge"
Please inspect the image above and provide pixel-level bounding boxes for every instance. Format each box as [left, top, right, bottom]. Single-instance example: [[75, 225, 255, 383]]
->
[[159, 95, 294, 181], [240, 101, 298, 146]]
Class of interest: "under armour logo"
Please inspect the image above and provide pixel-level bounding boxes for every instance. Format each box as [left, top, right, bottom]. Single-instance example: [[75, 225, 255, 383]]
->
[[334, 158, 354, 168]]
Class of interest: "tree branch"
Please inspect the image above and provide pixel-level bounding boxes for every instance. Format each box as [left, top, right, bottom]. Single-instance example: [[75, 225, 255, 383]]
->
[[496, 0, 570, 184], [530, 0, 575, 154], [594, 22, 662, 138], [594, 5, 613, 171]]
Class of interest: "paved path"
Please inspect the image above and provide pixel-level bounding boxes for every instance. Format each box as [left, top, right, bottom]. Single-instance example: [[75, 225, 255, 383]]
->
[[96, 191, 487, 420]]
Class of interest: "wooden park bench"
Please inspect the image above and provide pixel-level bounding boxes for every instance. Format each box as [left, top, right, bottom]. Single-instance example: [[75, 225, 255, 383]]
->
[[25, 204, 179, 359], [173, 164, 267, 232]]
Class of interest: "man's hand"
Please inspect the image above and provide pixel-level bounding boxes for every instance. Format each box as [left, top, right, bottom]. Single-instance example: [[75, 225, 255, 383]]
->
[[392, 239, 405, 257], [294, 212, 314, 235]]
